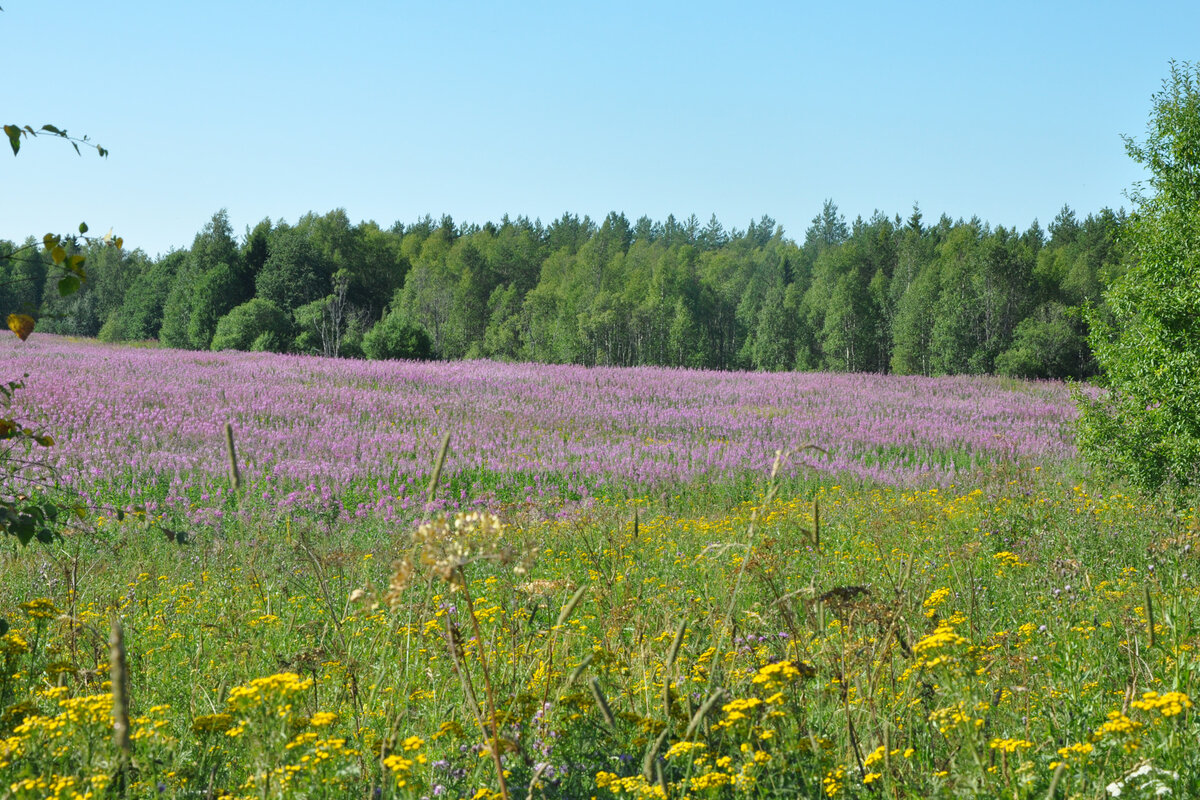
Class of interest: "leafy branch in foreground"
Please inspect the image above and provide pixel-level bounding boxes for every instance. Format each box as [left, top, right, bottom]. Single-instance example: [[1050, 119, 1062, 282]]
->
[[3, 122, 108, 158], [4, 226, 124, 340], [3, 111, 115, 533], [0, 376, 70, 548]]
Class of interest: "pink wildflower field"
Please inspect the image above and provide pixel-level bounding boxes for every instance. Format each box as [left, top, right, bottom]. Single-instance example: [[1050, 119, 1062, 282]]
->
[[3, 335, 1076, 528]]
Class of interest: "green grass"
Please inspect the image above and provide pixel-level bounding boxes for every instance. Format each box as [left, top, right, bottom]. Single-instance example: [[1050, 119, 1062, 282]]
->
[[2, 466, 1199, 799]]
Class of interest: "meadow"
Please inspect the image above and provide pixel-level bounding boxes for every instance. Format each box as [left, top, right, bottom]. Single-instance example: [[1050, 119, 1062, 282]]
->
[[1, 336, 1196, 799]]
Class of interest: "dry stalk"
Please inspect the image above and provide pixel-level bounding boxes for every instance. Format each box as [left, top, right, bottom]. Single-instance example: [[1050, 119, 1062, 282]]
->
[[224, 422, 241, 491], [109, 616, 132, 792]]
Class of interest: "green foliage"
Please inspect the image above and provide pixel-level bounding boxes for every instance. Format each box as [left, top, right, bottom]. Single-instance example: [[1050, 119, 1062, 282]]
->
[[8, 199, 1131, 377], [35, 243, 101, 336], [481, 283, 523, 360], [255, 228, 331, 311], [996, 303, 1087, 379], [0, 377, 65, 546], [1078, 61, 1200, 495], [929, 225, 983, 375], [0, 239, 47, 317], [339, 313, 367, 359], [242, 217, 273, 278], [186, 262, 243, 349], [290, 298, 326, 355], [157, 266, 195, 348], [2, 121, 113, 556], [210, 298, 293, 353], [250, 330, 288, 353], [107, 250, 185, 341], [160, 212, 244, 350], [821, 266, 879, 372], [3, 122, 107, 158], [392, 253, 458, 359], [667, 298, 707, 368], [5, 461, 1200, 798], [97, 311, 131, 343], [362, 311, 432, 361]]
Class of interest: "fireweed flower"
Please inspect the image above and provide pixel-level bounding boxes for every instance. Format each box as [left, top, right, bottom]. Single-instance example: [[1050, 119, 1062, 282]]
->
[[2, 335, 1078, 526]]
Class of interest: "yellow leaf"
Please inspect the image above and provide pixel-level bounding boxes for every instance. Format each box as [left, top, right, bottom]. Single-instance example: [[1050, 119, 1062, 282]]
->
[[51, 245, 66, 265], [7, 313, 35, 341]]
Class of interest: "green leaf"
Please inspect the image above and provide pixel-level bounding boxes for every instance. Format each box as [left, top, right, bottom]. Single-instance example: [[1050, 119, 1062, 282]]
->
[[0, 617, 8, 636], [41, 124, 64, 136], [78, 221, 88, 234], [57, 275, 80, 297], [116, 508, 125, 522], [4, 124, 20, 156]]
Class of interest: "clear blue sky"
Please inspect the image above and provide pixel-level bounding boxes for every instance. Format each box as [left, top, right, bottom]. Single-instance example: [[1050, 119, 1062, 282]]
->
[[3, 1, 1196, 256]]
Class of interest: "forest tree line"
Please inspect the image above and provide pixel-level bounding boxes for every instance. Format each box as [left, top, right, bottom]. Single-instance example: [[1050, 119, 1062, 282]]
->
[[0, 202, 1128, 378]]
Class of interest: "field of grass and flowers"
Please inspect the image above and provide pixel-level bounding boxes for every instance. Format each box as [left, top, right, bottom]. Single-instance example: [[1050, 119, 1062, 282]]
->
[[1, 336, 1198, 799]]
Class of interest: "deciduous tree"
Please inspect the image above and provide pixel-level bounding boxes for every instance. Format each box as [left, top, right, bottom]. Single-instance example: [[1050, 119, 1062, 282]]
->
[[1077, 61, 1200, 494]]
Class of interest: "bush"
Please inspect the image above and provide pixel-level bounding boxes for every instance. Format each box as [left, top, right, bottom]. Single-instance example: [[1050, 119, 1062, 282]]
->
[[211, 299, 293, 353], [290, 298, 324, 355], [250, 330, 288, 353], [340, 314, 368, 359], [995, 303, 1087, 379], [362, 312, 432, 361], [97, 312, 130, 343], [1077, 61, 1200, 495]]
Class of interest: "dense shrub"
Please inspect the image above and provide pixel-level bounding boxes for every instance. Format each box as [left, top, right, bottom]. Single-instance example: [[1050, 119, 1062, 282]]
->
[[97, 312, 131, 343], [996, 303, 1087, 379], [362, 312, 432, 360], [210, 298, 293, 352], [1077, 62, 1200, 495]]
